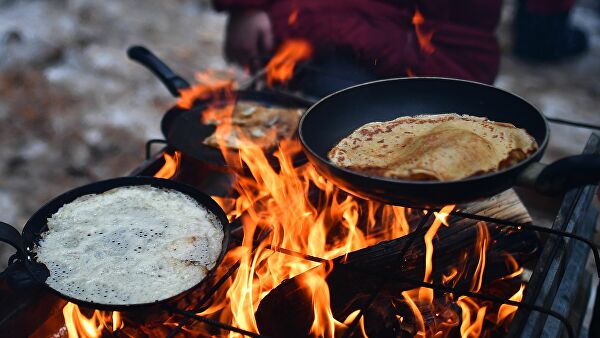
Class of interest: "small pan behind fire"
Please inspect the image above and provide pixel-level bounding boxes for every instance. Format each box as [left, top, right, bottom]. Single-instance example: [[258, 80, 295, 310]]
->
[[128, 46, 312, 172], [162, 90, 311, 170], [0, 177, 231, 311]]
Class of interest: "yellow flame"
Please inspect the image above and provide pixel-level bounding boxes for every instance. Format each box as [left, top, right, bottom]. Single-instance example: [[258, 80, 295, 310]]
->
[[401, 290, 426, 338], [63, 302, 123, 338], [471, 222, 490, 292], [420, 205, 455, 302], [342, 310, 369, 338], [457, 296, 486, 338]]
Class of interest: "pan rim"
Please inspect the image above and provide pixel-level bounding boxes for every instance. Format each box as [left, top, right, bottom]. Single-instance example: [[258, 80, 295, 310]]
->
[[23, 176, 231, 310], [298, 76, 550, 186]]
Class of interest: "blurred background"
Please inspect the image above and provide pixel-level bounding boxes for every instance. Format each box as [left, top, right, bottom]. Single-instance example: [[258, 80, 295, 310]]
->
[[0, 0, 598, 229]]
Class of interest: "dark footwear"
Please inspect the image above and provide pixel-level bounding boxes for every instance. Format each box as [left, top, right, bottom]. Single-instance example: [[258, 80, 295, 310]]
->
[[513, 2, 589, 62]]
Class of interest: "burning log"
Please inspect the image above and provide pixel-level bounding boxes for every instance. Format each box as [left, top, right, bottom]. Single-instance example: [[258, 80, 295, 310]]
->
[[255, 190, 537, 337]]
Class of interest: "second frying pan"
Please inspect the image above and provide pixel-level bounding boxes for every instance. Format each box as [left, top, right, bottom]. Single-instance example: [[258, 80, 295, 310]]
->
[[299, 78, 600, 207], [0, 177, 230, 311], [127, 46, 312, 171]]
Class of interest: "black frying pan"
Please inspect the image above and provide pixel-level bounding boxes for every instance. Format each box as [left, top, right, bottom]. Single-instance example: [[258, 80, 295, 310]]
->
[[299, 78, 600, 207], [0, 177, 230, 311], [127, 46, 312, 170]]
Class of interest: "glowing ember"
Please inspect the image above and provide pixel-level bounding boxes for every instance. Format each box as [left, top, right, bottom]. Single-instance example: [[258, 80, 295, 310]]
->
[[412, 9, 435, 54], [266, 39, 312, 86], [62, 302, 123, 338], [390, 209, 526, 337]]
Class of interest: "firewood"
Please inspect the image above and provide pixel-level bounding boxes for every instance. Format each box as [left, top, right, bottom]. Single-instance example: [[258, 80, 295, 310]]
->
[[255, 189, 535, 337]]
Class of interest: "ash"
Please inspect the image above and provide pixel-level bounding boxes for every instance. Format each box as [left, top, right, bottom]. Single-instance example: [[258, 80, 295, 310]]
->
[[0, 0, 598, 269]]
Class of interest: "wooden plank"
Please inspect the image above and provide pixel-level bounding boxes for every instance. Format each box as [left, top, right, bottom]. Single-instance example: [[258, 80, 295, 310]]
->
[[459, 189, 531, 224]]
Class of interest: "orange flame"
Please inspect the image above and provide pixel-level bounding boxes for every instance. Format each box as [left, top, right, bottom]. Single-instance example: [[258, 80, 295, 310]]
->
[[301, 264, 339, 337], [500, 254, 524, 280], [266, 39, 312, 86], [453, 222, 491, 337], [194, 137, 411, 336], [120, 56, 526, 337], [457, 296, 487, 338], [497, 283, 525, 325], [471, 222, 490, 293], [154, 151, 181, 179], [442, 267, 458, 285], [412, 9, 435, 54], [420, 205, 455, 303], [177, 69, 236, 109], [63, 302, 123, 338], [342, 310, 368, 338], [401, 289, 427, 337]]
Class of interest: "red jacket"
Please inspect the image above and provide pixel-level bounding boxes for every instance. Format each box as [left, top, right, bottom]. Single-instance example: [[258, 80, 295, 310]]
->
[[215, 0, 503, 84]]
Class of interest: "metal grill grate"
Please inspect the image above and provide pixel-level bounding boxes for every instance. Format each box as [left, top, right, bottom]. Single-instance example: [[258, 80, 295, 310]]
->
[[154, 207, 597, 338]]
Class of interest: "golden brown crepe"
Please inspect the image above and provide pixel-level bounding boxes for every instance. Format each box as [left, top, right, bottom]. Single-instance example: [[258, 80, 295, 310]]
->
[[327, 114, 538, 181], [203, 102, 303, 150]]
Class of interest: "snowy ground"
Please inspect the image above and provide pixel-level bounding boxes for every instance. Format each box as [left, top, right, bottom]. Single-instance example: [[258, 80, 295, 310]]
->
[[0, 0, 598, 266], [496, 0, 600, 162]]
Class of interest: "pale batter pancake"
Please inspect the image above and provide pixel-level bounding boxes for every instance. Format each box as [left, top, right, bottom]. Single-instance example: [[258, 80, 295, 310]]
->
[[34, 185, 224, 305]]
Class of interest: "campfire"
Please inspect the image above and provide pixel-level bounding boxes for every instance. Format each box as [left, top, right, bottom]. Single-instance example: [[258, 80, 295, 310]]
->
[[60, 135, 529, 337], [58, 38, 531, 338]]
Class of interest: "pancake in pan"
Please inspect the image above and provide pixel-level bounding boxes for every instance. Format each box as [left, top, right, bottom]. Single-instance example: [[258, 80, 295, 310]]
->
[[34, 185, 224, 305], [327, 113, 538, 181], [203, 101, 303, 150]]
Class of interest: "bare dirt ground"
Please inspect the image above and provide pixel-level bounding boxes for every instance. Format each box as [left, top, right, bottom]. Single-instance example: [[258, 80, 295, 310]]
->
[[0, 0, 598, 266]]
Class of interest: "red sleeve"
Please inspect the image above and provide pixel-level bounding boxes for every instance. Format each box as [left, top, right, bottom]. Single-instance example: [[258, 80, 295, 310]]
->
[[213, 0, 271, 12]]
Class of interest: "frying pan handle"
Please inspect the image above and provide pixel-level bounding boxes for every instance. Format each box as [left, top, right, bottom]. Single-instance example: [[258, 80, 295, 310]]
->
[[534, 154, 600, 195], [127, 45, 190, 97], [0, 221, 25, 260]]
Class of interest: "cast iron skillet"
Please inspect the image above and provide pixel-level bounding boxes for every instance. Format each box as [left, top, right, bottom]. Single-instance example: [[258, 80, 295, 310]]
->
[[299, 77, 600, 207], [0, 176, 230, 311], [127, 46, 312, 170]]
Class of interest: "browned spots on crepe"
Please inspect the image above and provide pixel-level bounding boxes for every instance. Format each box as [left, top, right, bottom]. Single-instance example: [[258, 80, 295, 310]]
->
[[328, 113, 538, 181]]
